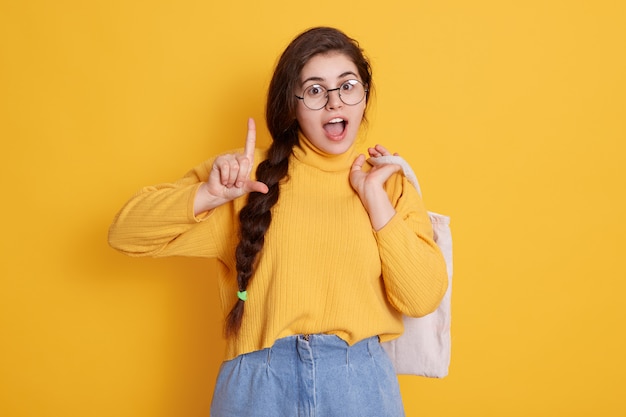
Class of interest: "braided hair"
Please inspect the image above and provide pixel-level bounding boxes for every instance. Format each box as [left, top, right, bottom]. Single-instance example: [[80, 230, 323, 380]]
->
[[225, 26, 374, 336]]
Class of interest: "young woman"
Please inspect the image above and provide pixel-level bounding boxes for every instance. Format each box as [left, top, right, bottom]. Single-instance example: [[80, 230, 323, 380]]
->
[[109, 26, 448, 416]]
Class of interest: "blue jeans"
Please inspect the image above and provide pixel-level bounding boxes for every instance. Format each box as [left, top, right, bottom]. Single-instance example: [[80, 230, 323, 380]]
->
[[211, 334, 405, 417]]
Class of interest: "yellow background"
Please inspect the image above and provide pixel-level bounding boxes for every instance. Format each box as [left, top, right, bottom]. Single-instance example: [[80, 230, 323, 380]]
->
[[1, 1, 625, 416]]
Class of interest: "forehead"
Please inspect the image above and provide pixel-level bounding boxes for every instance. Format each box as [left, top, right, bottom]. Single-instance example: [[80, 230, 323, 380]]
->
[[300, 52, 359, 85]]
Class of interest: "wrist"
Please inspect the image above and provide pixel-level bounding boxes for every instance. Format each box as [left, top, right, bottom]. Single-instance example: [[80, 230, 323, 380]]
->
[[360, 188, 396, 231], [193, 182, 224, 216]]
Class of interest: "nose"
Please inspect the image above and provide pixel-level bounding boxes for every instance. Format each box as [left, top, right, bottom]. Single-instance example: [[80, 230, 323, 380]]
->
[[325, 87, 343, 109]]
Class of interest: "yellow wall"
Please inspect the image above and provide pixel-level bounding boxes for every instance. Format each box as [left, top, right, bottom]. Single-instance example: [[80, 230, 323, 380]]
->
[[1, 1, 625, 416]]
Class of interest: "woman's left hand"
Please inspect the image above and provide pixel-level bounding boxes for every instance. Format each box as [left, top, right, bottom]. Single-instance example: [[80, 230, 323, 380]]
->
[[349, 144, 402, 231]]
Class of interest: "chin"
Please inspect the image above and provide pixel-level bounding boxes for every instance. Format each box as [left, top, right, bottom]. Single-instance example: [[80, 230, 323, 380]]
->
[[322, 139, 356, 155]]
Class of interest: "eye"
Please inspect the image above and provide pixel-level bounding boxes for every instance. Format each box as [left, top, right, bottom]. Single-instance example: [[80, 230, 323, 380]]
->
[[341, 80, 358, 92], [305, 84, 325, 97]]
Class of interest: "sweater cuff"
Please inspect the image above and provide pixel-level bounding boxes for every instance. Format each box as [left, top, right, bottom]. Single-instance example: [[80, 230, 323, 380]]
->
[[373, 211, 403, 242], [188, 183, 214, 222]]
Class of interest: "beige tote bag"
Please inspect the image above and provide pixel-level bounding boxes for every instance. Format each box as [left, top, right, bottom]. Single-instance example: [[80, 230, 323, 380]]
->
[[369, 156, 454, 378]]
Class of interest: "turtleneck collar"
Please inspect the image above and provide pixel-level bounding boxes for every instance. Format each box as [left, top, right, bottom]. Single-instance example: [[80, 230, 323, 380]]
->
[[292, 132, 362, 172]]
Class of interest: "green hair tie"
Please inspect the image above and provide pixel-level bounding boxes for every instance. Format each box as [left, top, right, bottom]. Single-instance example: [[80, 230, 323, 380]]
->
[[237, 290, 248, 301]]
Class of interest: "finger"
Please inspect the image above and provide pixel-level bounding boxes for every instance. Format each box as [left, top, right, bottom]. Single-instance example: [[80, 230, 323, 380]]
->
[[235, 154, 251, 188], [374, 163, 402, 181], [244, 180, 269, 194], [374, 144, 392, 156], [213, 155, 233, 186], [368, 145, 392, 158], [351, 154, 366, 171], [243, 118, 256, 165], [367, 147, 381, 158], [227, 159, 241, 187]]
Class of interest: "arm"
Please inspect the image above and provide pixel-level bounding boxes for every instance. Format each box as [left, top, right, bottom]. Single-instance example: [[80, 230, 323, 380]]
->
[[350, 145, 448, 317], [374, 174, 448, 317], [107, 162, 218, 257], [108, 118, 268, 258]]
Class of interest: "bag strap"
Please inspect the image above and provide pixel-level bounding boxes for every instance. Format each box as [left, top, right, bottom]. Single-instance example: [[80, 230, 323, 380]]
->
[[367, 155, 422, 196]]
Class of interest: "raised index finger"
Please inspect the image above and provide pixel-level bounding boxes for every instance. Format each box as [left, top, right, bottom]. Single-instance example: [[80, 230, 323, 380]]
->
[[244, 118, 256, 163]]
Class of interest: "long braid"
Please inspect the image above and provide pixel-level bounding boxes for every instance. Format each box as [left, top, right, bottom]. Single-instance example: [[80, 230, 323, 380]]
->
[[224, 125, 298, 336], [224, 27, 373, 336]]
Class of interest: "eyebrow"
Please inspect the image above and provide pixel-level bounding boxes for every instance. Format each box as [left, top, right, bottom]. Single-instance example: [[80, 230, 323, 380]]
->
[[301, 71, 359, 86]]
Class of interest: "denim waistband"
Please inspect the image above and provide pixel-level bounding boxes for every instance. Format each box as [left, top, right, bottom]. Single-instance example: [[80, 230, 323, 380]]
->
[[211, 334, 405, 416], [268, 334, 379, 364]]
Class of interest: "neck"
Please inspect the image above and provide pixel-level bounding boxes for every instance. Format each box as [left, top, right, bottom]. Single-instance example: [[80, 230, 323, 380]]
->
[[293, 133, 363, 172]]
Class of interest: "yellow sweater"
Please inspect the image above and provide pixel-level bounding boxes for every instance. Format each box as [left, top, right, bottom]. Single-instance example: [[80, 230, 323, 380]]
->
[[108, 136, 448, 360]]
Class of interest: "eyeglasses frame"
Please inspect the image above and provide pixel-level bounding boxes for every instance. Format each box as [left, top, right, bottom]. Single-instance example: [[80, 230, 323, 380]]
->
[[295, 79, 369, 111]]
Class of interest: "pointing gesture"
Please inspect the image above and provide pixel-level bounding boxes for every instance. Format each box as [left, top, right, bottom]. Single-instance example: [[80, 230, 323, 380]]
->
[[194, 118, 269, 215]]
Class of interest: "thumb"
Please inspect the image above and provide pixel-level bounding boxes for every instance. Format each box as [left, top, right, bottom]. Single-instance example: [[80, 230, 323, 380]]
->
[[244, 179, 269, 194], [351, 154, 366, 172]]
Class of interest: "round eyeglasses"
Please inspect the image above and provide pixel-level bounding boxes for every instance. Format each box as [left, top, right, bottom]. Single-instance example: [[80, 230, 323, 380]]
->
[[295, 79, 368, 110]]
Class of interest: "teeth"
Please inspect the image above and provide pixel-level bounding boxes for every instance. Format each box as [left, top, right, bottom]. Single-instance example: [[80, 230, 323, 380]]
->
[[329, 118, 344, 123]]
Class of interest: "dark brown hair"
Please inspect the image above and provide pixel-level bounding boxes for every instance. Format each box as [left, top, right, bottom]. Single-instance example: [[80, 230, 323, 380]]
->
[[225, 26, 374, 336]]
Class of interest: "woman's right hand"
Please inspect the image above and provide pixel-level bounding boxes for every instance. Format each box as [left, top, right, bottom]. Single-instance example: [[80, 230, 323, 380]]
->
[[194, 118, 269, 215]]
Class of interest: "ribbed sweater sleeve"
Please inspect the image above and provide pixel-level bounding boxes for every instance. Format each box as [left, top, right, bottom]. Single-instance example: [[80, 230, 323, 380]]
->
[[108, 154, 244, 259], [375, 174, 448, 317]]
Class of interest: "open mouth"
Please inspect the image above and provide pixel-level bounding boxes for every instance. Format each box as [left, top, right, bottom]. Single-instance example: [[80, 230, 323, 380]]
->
[[323, 118, 347, 138]]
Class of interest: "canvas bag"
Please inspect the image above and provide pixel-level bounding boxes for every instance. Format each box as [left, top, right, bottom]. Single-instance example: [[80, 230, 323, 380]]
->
[[369, 156, 454, 378]]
